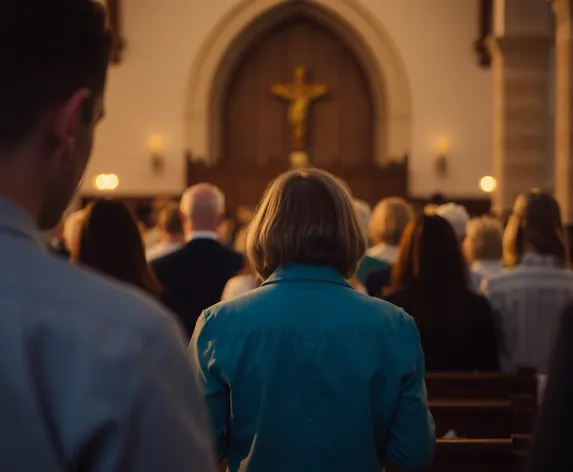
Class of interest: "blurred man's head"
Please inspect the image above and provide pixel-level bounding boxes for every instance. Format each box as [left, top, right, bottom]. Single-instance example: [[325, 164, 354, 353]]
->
[[179, 184, 225, 234], [0, 1, 112, 230]]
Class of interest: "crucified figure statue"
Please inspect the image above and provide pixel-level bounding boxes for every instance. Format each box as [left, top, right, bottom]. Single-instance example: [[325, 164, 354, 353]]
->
[[271, 66, 328, 150]]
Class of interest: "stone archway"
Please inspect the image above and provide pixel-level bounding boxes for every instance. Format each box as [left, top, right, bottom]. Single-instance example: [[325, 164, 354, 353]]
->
[[184, 0, 412, 166]]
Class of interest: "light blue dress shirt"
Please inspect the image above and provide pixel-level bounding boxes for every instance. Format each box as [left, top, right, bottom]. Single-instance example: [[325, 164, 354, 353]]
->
[[191, 264, 435, 472], [0, 199, 215, 471]]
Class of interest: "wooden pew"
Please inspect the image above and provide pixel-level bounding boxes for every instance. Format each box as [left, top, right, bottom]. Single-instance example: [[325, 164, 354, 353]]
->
[[429, 399, 512, 438], [425, 370, 537, 438], [425, 370, 537, 401], [426, 435, 531, 472]]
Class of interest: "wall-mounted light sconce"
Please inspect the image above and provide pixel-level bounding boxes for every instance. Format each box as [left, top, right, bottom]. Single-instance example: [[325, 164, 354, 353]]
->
[[93, 173, 119, 191], [479, 175, 497, 193], [148, 134, 165, 175], [435, 137, 450, 178]]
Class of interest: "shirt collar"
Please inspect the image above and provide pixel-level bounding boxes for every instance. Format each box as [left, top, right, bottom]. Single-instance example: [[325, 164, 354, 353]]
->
[[188, 231, 218, 241], [0, 198, 45, 250], [261, 264, 352, 289], [521, 252, 561, 268]]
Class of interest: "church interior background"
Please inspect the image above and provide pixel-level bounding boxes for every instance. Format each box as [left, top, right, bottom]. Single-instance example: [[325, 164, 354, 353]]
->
[[85, 0, 573, 220]]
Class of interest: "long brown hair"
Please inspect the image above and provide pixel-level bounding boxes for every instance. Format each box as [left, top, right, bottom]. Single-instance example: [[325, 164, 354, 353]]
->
[[390, 214, 470, 294], [72, 199, 163, 296], [503, 191, 569, 268], [388, 214, 472, 330]]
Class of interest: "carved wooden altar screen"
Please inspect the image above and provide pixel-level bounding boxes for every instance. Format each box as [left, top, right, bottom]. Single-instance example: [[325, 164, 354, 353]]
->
[[187, 8, 408, 209]]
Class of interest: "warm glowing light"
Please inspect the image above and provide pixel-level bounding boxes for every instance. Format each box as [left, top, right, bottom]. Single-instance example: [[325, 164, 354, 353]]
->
[[436, 137, 450, 154], [93, 174, 119, 191], [480, 176, 497, 193], [148, 134, 164, 154]]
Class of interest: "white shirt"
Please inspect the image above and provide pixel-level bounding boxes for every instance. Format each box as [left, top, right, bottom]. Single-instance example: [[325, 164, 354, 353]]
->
[[483, 253, 573, 374], [188, 231, 218, 241], [0, 198, 216, 471], [146, 241, 183, 261], [222, 274, 258, 301], [472, 260, 505, 281], [366, 243, 399, 264]]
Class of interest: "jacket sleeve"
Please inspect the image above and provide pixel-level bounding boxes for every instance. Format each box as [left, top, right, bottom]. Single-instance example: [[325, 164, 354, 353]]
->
[[114, 312, 217, 472], [384, 314, 436, 470]]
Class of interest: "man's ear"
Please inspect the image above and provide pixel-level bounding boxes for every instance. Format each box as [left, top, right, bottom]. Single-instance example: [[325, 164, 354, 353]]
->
[[52, 88, 92, 158]]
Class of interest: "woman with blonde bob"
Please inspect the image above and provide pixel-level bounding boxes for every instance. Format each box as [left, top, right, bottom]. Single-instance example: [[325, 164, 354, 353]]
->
[[464, 216, 505, 280], [484, 190, 573, 373], [190, 168, 435, 472], [356, 197, 414, 284]]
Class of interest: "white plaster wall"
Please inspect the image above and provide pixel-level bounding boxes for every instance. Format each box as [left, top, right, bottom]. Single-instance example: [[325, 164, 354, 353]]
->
[[84, 0, 493, 198]]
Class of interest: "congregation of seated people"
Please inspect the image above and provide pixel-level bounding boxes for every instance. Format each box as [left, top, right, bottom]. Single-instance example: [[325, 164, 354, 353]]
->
[[4, 1, 573, 471]]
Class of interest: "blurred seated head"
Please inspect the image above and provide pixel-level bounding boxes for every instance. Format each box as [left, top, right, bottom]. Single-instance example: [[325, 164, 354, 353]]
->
[[464, 216, 503, 264], [353, 199, 372, 245], [246, 168, 365, 280], [72, 199, 162, 296], [390, 214, 469, 294], [503, 190, 568, 268], [236, 205, 255, 225], [63, 210, 86, 253], [436, 203, 470, 241], [369, 197, 414, 247], [180, 183, 225, 234], [423, 204, 438, 215], [157, 201, 184, 241]]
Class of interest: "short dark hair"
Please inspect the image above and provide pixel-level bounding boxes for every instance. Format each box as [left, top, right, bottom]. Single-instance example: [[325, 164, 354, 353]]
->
[[247, 168, 366, 280], [72, 199, 163, 297], [0, 1, 112, 150], [158, 202, 184, 235]]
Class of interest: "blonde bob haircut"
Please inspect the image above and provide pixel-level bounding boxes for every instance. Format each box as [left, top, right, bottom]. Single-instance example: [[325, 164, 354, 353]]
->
[[465, 216, 503, 263], [369, 197, 414, 246], [503, 190, 569, 268], [246, 168, 366, 280]]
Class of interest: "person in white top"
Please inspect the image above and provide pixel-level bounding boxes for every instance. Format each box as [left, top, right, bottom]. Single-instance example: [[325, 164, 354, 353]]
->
[[146, 201, 185, 261], [464, 216, 505, 281], [483, 191, 573, 374], [367, 197, 414, 264]]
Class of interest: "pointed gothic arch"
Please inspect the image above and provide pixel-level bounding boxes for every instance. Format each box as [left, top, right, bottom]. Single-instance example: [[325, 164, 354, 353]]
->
[[184, 0, 412, 165]]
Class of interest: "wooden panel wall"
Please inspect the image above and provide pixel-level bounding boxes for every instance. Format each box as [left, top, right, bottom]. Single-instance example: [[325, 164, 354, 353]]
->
[[223, 15, 375, 167]]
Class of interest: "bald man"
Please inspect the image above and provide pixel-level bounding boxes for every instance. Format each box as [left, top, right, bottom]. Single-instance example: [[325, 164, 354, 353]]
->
[[152, 184, 244, 338]]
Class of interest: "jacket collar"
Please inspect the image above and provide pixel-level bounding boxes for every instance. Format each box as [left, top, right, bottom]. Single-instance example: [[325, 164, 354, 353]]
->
[[0, 198, 45, 250], [261, 264, 352, 289]]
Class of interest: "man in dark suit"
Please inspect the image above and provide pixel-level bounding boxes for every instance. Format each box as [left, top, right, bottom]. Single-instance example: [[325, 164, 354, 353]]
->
[[152, 183, 244, 339]]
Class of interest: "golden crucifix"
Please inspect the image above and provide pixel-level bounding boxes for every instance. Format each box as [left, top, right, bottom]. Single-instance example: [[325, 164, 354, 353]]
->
[[271, 66, 328, 151]]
